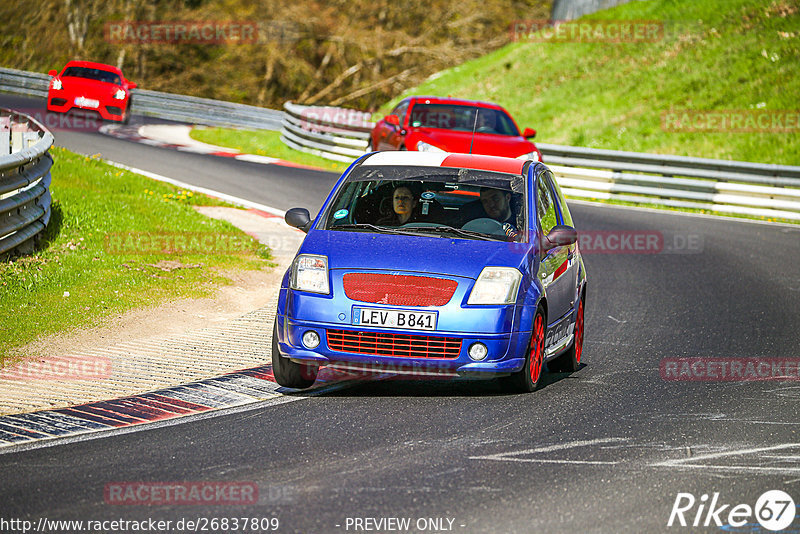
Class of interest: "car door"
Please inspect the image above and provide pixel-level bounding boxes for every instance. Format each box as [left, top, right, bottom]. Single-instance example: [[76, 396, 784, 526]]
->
[[546, 169, 580, 309], [535, 170, 573, 323]]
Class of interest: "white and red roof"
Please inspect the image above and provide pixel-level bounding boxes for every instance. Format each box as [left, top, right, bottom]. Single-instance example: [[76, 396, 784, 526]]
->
[[362, 151, 525, 175]]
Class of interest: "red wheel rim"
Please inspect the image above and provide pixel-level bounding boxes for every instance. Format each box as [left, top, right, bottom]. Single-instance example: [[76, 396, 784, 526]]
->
[[575, 299, 584, 363], [530, 314, 544, 383]]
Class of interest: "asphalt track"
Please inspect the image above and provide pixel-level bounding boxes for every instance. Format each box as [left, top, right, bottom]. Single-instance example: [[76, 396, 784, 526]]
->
[[2, 94, 800, 533]]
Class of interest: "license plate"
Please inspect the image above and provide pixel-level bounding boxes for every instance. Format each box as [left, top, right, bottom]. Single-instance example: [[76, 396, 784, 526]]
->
[[353, 307, 437, 331], [74, 97, 99, 108]]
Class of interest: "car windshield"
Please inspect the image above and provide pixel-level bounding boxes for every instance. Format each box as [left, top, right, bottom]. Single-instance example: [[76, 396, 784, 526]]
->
[[62, 66, 122, 85], [408, 104, 520, 136], [322, 165, 527, 242]]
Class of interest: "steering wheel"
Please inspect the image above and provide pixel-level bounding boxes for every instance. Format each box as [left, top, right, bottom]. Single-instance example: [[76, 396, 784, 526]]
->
[[461, 217, 506, 236]]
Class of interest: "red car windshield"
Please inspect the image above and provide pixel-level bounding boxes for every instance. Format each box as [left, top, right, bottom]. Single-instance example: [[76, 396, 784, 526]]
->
[[409, 104, 520, 136], [62, 67, 122, 85]]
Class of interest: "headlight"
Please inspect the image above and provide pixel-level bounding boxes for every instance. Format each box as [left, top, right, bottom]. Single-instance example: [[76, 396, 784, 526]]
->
[[467, 267, 522, 305], [516, 151, 539, 161], [52, 79, 62, 90], [416, 141, 445, 153], [114, 89, 126, 100], [291, 254, 329, 294]]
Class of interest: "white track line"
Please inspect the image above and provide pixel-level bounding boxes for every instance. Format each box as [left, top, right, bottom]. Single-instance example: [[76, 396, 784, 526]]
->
[[469, 437, 629, 464], [104, 159, 286, 217]]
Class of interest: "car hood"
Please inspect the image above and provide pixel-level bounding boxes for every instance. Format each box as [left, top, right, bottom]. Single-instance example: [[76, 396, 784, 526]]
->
[[410, 129, 534, 158], [298, 229, 533, 279]]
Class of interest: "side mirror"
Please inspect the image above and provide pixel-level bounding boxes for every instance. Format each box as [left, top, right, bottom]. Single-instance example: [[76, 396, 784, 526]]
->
[[385, 114, 400, 127], [542, 225, 577, 251], [522, 127, 537, 139], [127, 81, 138, 89], [285, 207, 313, 233], [48, 70, 57, 77]]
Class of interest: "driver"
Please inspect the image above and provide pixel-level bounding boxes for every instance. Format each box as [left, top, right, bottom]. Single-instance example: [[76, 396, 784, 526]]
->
[[456, 186, 519, 239], [377, 185, 418, 226], [478, 187, 515, 226], [475, 110, 497, 133]]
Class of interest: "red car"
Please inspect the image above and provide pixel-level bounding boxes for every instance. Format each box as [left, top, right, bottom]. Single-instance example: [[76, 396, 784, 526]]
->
[[47, 61, 136, 123], [370, 96, 541, 161]]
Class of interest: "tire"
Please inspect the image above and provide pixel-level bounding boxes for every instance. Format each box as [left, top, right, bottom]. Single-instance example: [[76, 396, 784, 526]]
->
[[121, 103, 131, 125], [549, 295, 584, 373], [271, 318, 318, 389], [503, 307, 546, 393]]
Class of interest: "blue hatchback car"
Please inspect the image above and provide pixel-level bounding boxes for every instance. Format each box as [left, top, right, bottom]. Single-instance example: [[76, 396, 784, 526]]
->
[[274, 151, 586, 392]]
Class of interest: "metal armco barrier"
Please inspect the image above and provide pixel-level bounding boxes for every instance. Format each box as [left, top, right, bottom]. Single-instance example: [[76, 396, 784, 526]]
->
[[0, 67, 284, 131], [281, 101, 371, 162], [0, 108, 54, 257], [281, 102, 800, 220]]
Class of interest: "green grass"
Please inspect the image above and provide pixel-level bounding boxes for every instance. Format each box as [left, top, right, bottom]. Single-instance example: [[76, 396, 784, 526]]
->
[[0, 147, 272, 365], [189, 127, 348, 172], [383, 0, 800, 166]]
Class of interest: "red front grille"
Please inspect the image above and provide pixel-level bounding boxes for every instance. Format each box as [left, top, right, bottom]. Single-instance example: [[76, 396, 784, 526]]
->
[[327, 329, 462, 359], [343, 273, 457, 306]]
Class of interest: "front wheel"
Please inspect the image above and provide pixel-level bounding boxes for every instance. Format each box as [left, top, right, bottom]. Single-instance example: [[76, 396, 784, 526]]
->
[[549, 296, 584, 373], [503, 307, 546, 393], [271, 318, 318, 389], [121, 102, 131, 125]]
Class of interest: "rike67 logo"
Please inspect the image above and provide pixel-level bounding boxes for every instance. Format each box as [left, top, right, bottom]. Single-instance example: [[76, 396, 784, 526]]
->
[[668, 490, 796, 531]]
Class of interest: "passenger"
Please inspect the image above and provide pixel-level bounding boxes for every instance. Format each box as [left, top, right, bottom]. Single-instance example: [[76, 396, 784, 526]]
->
[[377, 185, 418, 226]]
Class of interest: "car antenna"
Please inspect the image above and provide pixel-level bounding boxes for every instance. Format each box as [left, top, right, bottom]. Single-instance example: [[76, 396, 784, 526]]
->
[[468, 108, 479, 154]]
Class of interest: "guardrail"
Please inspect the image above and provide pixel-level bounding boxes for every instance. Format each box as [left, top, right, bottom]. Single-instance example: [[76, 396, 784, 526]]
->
[[281, 102, 800, 220], [0, 108, 54, 257], [0, 67, 283, 130]]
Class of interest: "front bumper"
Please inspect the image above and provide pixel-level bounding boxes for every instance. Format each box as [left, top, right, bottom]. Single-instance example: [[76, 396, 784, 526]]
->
[[47, 92, 127, 121], [275, 313, 529, 377]]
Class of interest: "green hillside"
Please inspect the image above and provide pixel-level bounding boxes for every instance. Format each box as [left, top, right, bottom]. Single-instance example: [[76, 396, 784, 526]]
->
[[387, 0, 800, 165]]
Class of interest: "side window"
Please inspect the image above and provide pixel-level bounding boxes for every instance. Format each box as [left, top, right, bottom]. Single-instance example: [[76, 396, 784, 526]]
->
[[536, 171, 558, 235], [544, 170, 573, 227], [391, 101, 409, 125]]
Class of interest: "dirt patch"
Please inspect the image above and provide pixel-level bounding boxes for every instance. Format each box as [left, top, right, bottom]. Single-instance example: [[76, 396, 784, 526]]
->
[[18, 265, 284, 360]]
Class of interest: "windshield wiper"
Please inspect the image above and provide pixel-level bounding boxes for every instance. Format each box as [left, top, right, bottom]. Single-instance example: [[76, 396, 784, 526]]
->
[[331, 223, 430, 236], [406, 225, 499, 241], [332, 223, 502, 241]]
